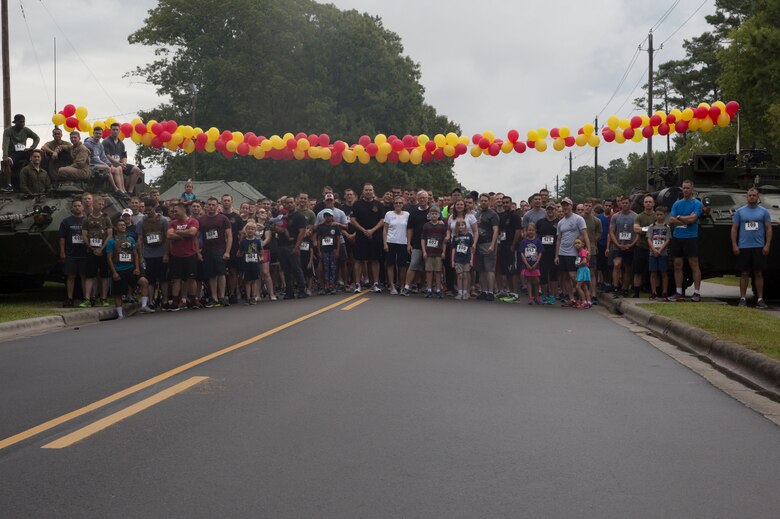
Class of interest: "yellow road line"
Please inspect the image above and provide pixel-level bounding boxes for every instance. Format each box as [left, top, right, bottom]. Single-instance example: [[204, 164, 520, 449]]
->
[[341, 297, 369, 311], [0, 291, 366, 451], [42, 376, 209, 449]]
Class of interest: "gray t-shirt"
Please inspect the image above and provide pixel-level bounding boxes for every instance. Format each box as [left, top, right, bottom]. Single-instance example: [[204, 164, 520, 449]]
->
[[522, 207, 547, 228], [136, 215, 169, 258], [610, 210, 638, 248], [648, 223, 671, 256], [556, 213, 586, 257]]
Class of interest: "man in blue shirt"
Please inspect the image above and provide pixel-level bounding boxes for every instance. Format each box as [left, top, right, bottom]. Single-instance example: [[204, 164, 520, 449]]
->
[[731, 188, 773, 308], [668, 179, 703, 302]]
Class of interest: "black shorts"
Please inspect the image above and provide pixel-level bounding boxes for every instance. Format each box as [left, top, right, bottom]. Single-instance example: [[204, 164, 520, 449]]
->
[[299, 251, 315, 278], [540, 255, 558, 284], [632, 247, 650, 275], [610, 247, 635, 265], [112, 269, 134, 295], [670, 237, 698, 258], [169, 254, 198, 280], [557, 255, 578, 273], [86, 253, 110, 278], [354, 234, 383, 261], [121, 163, 137, 175], [498, 246, 517, 276], [203, 249, 227, 278], [243, 269, 260, 282], [385, 243, 410, 268], [143, 256, 167, 286], [63, 256, 87, 277], [736, 247, 767, 273]]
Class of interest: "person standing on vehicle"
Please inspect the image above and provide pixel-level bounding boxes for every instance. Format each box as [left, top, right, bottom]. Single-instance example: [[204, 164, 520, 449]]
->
[[1, 114, 39, 192], [731, 188, 772, 308], [668, 179, 703, 302]]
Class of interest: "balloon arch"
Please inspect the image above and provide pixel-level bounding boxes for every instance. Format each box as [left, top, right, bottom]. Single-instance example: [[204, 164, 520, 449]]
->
[[51, 100, 740, 166]]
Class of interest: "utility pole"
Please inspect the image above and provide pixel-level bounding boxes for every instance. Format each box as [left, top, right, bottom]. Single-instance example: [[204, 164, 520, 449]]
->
[[2, 0, 10, 127], [594, 116, 599, 199], [555, 176, 559, 199], [646, 29, 654, 190], [568, 151, 573, 199]]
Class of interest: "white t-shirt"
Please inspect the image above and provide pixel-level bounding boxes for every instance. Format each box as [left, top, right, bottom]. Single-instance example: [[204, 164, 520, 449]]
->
[[448, 213, 477, 235], [384, 210, 410, 244]]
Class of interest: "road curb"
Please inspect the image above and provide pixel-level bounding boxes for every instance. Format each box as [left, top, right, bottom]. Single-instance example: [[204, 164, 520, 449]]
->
[[0, 303, 140, 342], [601, 293, 780, 399]]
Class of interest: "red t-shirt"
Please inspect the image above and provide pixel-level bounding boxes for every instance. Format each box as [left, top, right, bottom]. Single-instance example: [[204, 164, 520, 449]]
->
[[198, 213, 231, 252], [169, 217, 199, 257]]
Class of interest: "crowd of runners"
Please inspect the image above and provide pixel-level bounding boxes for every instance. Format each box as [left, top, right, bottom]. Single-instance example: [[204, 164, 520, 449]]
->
[[57, 180, 773, 318]]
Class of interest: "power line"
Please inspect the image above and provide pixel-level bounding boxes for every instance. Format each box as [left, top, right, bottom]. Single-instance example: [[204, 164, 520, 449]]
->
[[596, 45, 644, 118], [19, 1, 52, 111], [659, 0, 709, 47], [651, 0, 681, 32]]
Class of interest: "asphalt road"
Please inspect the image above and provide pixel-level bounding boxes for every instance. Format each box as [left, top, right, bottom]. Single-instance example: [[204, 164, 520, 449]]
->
[[1, 293, 778, 518]]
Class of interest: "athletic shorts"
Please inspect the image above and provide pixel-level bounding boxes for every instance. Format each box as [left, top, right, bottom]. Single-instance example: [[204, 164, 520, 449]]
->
[[353, 234, 383, 262], [299, 251, 315, 278], [476, 243, 496, 273], [498, 246, 517, 276], [243, 269, 260, 282], [203, 249, 227, 278], [670, 237, 698, 258], [143, 256, 167, 286], [86, 253, 110, 278], [121, 163, 138, 176], [735, 247, 767, 273], [610, 247, 635, 265], [632, 247, 649, 275], [424, 256, 443, 272], [63, 256, 87, 277], [648, 254, 668, 273], [408, 248, 425, 272], [455, 262, 471, 274], [557, 255, 578, 273], [112, 269, 134, 295], [385, 243, 410, 268], [169, 254, 198, 280]]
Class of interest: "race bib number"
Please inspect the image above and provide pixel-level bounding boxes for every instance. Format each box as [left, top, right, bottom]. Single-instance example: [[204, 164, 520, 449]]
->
[[321, 237, 334, 247], [426, 238, 439, 249], [524, 246, 537, 261], [89, 238, 102, 248], [245, 253, 258, 263], [299, 241, 311, 252], [499, 231, 506, 242], [456, 243, 468, 254], [119, 252, 132, 263], [146, 233, 160, 245], [205, 229, 218, 240], [110, 155, 120, 161], [14, 143, 25, 152], [72, 234, 83, 244], [619, 232, 631, 241], [652, 238, 665, 248], [575, 257, 582, 266], [541, 235, 554, 245], [745, 221, 759, 231]]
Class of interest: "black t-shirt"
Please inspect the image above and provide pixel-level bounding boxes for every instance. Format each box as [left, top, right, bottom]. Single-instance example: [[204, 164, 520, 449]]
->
[[407, 206, 430, 250], [477, 209, 499, 244], [316, 223, 340, 253], [224, 211, 243, 254], [535, 217, 559, 253], [351, 199, 384, 241], [278, 210, 307, 247], [498, 210, 522, 248], [59, 214, 87, 258]]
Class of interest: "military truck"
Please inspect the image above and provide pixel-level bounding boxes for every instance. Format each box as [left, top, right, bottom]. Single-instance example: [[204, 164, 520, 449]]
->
[[631, 150, 780, 298]]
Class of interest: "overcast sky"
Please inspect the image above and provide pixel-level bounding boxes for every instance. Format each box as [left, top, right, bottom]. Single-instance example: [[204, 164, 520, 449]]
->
[[4, 0, 716, 199]]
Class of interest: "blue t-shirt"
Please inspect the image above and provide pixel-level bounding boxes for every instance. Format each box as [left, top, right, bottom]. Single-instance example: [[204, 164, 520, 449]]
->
[[732, 204, 771, 249], [597, 213, 610, 246], [182, 192, 197, 202], [670, 197, 703, 238], [518, 237, 543, 266], [452, 234, 473, 264], [105, 235, 137, 272]]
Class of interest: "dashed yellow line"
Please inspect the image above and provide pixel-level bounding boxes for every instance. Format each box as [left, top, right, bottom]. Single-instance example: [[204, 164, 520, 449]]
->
[[341, 297, 369, 311]]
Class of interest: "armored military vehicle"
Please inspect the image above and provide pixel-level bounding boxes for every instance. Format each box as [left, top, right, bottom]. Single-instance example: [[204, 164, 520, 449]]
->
[[0, 181, 132, 291], [631, 150, 780, 298]]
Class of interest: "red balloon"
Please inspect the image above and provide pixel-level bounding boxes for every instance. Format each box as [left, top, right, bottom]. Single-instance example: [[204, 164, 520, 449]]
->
[[329, 153, 342, 165], [135, 123, 147, 135], [160, 131, 172, 143], [658, 123, 670, 136], [666, 114, 676, 124], [577, 128, 584, 135], [526, 140, 536, 149], [295, 132, 307, 140], [120, 123, 133, 137], [152, 123, 163, 135], [694, 107, 708, 119], [478, 137, 490, 150], [513, 141, 527, 153], [403, 134, 416, 147], [245, 133, 259, 147], [333, 140, 347, 153], [195, 139, 206, 152], [66, 116, 79, 129], [319, 134, 330, 147], [151, 137, 162, 149], [630, 116, 642, 129], [220, 130, 233, 141], [675, 120, 689, 133], [602, 130, 615, 143], [221, 150, 233, 159], [472, 133, 483, 145], [433, 148, 445, 161], [422, 150, 433, 163], [623, 128, 635, 139], [709, 106, 721, 120], [550, 128, 560, 139], [388, 152, 399, 163], [282, 149, 294, 160], [358, 135, 371, 147], [196, 132, 208, 145], [507, 129, 519, 143], [307, 134, 319, 146], [165, 120, 178, 133], [649, 114, 662, 126], [63, 104, 76, 117], [455, 143, 467, 155], [424, 140, 437, 153], [391, 139, 405, 153], [237, 142, 250, 156], [286, 138, 297, 150], [366, 143, 379, 157], [387, 135, 398, 143], [641, 126, 654, 139], [215, 139, 226, 151], [725, 101, 740, 116], [564, 136, 575, 147], [488, 143, 501, 156]]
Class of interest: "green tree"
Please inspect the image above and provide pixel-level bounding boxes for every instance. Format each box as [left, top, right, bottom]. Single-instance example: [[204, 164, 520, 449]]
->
[[128, 0, 461, 198]]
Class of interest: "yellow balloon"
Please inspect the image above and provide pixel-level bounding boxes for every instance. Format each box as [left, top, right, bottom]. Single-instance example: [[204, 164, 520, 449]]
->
[[232, 131, 244, 144], [631, 131, 643, 143], [697, 102, 711, 110], [130, 132, 142, 144], [713, 100, 726, 110], [607, 115, 620, 131], [343, 150, 356, 163], [205, 141, 216, 153], [353, 144, 365, 157], [410, 149, 422, 164], [588, 135, 600, 147], [418, 134, 430, 145], [282, 132, 294, 142], [93, 120, 105, 130], [270, 135, 285, 150], [374, 134, 387, 145], [252, 147, 265, 159], [537, 128, 548, 139], [78, 120, 92, 133], [446, 132, 459, 146], [358, 153, 370, 164], [226, 140, 238, 153], [379, 142, 392, 155], [398, 149, 410, 163], [559, 126, 571, 139], [583, 123, 594, 136], [669, 108, 683, 120], [459, 135, 470, 146], [433, 134, 446, 148], [527, 129, 539, 141], [654, 111, 667, 123], [501, 141, 513, 154], [552, 138, 565, 151], [297, 139, 310, 151], [443, 145, 455, 157], [618, 118, 630, 130], [308, 147, 321, 159], [615, 132, 626, 144], [681, 108, 694, 121], [321, 148, 332, 160], [260, 139, 273, 152], [193, 127, 203, 136], [75, 106, 88, 120], [470, 146, 482, 158], [688, 118, 701, 131], [183, 140, 195, 153], [535, 140, 548, 152], [171, 133, 184, 146], [374, 153, 386, 164], [146, 120, 158, 133], [52, 113, 66, 126], [141, 133, 154, 146], [293, 149, 306, 160], [104, 117, 117, 127], [482, 130, 495, 143], [130, 118, 142, 126], [575, 134, 588, 147], [700, 117, 714, 132], [640, 114, 650, 126], [717, 112, 731, 128], [165, 141, 178, 151], [206, 127, 220, 142]]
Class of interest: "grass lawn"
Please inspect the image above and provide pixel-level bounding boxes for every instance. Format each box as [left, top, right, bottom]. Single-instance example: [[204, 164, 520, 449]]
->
[[0, 282, 76, 324], [705, 275, 741, 287], [639, 303, 780, 361]]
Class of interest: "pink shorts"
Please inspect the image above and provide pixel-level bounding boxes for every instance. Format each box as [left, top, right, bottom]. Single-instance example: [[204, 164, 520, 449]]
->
[[521, 268, 540, 277], [262, 250, 271, 263]]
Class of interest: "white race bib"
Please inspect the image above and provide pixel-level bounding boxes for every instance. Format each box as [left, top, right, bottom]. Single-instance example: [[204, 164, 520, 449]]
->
[[541, 235, 554, 245], [575, 257, 582, 266], [456, 243, 468, 254], [321, 237, 334, 246], [14, 143, 25, 152], [426, 238, 439, 249], [146, 233, 160, 244], [524, 246, 537, 261], [619, 232, 631, 241], [119, 252, 132, 263], [745, 221, 759, 231], [652, 238, 665, 248], [89, 237, 102, 248], [245, 253, 258, 263], [499, 231, 506, 242], [299, 241, 311, 251], [72, 234, 83, 244], [205, 229, 218, 240]]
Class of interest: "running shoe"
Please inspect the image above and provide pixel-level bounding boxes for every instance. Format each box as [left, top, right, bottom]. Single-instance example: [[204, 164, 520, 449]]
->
[[756, 299, 769, 309], [390, 286, 398, 295], [78, 299, 92, 308], [63, 299, 74, 308], [435, 290, 443, 299], [691, 293, 701, 302], [485, 292, 495, 301], [425, 290, 432, 298], [372, 283, 382, 293], [139, 305, 155, 314], [354, 286, 362, 294], [737, 298, 747, 307], [400, 287, 410, 296]]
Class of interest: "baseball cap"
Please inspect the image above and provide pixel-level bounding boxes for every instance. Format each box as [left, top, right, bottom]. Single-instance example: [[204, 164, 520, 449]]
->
[[323, 209, 334, 216], [324, 193, 334, 200], [560, 197, 573, 205], [13, 114, 24, 123], [546, 203, 556, 209], [121, 208, 133, 216]]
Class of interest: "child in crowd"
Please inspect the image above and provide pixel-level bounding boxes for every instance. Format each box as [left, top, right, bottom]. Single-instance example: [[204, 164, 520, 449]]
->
[[238, 219, 263, 304], [574, 238, 591, 309], [105, 219, 141, 319], [316, 209, 341, 294], [421, 206, 446, 298], [519, 223, 543, 305], [451, 218, 474, 300], [647, 205, 671, 299], [180, 182, 197, 204]]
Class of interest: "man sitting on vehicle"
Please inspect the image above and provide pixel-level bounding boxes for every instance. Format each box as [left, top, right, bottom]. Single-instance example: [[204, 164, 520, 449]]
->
[[52, 131, 92, 182]]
